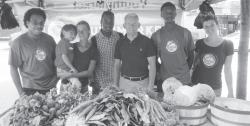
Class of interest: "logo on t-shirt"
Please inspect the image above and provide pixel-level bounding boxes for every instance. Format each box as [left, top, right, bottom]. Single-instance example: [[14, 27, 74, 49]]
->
[[202, 53, 217, 68], [139, 48, 143, 52], [35, 48, 46, 61], [166, 40, 178, 53]]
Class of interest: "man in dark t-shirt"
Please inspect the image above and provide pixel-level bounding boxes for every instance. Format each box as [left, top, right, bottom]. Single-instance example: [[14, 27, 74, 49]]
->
[[9, 8, 58, 96], [151, 2, 194, 90], [114, 13, 156, 92]]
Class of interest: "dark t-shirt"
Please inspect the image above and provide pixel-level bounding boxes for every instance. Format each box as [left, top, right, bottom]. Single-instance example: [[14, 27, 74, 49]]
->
[[191, 39, 234, 89], [72, 42, 98, 86], [55, 39, 74, 71], [114, 32, 156, 77], [151, 23, 194, 84], [9, 32, 58, 90]]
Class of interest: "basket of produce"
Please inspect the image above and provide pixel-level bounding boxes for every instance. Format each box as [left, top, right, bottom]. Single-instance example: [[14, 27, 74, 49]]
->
[[66, 86, 179, 126], [175, 102, 209, 126], [210, 97, 250, 126], [161, 77, 216, 126]]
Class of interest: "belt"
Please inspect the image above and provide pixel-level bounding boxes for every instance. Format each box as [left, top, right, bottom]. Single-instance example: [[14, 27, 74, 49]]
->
[[121, 74, 148, 81]]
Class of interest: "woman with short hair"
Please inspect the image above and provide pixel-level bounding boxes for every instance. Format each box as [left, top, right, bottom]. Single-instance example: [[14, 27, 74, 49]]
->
[[191, 16, 234, 97]]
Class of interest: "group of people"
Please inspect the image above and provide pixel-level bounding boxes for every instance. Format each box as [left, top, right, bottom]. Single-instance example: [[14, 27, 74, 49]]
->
[[9, 2, 234, 97]]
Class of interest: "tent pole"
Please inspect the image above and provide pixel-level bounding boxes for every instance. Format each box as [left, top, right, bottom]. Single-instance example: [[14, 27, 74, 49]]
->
[[236, 0, 250, 100]]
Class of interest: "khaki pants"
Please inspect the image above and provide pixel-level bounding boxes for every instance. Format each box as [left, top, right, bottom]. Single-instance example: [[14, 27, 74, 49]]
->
[[119, 76, 149, 92], [57, 68, 81, 89]]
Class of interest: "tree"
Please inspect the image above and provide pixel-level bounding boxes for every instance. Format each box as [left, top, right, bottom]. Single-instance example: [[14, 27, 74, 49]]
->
[[236, 0, 250, 100]]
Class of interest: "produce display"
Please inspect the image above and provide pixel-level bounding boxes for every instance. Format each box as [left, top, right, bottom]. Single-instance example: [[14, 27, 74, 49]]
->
[[162, 77, 216, 106], [8, 84, 91, 126], [2, 77, 217, 126], [162, 77, 182, 104], [173, 85, 198, 106], [193, 83, 216, 103], [2, 85, 183, 126], [66, 86, 179, 126]]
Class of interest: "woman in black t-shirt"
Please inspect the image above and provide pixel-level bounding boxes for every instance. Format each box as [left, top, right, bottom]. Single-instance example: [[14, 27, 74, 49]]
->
[[191, 16, 234, 97], [61, 21, 97, 93]]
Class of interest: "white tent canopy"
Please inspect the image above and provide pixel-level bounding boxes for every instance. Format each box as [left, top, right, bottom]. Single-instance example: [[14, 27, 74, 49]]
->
[[7, 0, 224, 41], [7, 0, 224, 11]]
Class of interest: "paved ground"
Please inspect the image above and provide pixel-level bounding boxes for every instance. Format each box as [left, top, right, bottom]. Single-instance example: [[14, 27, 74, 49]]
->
[[0, 42, 19, 113], [0, 41, 249, 114]]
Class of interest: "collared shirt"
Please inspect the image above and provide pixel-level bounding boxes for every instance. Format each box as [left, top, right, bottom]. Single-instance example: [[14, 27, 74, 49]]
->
[[92, 31, 122, 88], [151, 23, 194, 84], [9, 32, 58, 90], [55, 39, 74, 71], [114, 32, 156, 77]]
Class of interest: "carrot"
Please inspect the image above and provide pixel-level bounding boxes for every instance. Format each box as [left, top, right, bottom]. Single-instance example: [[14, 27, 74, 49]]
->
[[152, 103, 164, 121], [109, 120, 117, 126], [69, 100, 93, 114], [113, 112, 121, 122], [90, 113, 108, 121], [41, 110, 50, 116], [152, 99, 168, 119], [120, 103, 130, 123], [137, 99, 151, 123], [149, 101, 160, 123], [135, 103, 143, 116], [144, 99, 151, 114], [86, 120, 106, 126], [85, 105, 97, 121], [78, 104, 94, 118]]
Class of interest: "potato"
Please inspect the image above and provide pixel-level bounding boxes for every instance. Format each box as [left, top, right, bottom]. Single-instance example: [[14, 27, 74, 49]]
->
[[42, 105, 49, 112], [49, 107, 56, 115]]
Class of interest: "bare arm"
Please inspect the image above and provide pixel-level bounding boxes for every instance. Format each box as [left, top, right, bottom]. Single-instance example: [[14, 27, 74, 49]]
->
[[10, 65, 23, 96], [187, 50, 194, 69], [70, 60, 96, 78], [62, 54, 77, 72], [224, 55, 234, 97], [186, 30, 195, 69], [190, 52, 198, 76], [147, 56, 156, 90], [151, 32, 162, 82], [114, 59, 121, 87]]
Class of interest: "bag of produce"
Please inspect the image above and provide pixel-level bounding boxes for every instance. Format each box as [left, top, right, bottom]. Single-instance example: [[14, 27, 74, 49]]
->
[[193, 83, 216, 103], [173, 85, 198, 106]]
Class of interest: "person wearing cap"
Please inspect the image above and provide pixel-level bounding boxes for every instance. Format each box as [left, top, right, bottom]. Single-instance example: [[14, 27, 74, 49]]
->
[[151, 2, 194, 91], [114, 13, 156, 92]]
